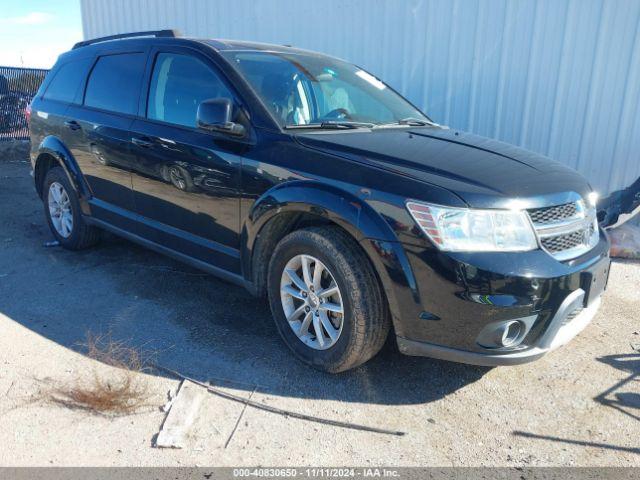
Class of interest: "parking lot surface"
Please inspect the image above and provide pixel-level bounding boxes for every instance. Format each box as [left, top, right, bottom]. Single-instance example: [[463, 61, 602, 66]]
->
[[0, 157, 638, 466]]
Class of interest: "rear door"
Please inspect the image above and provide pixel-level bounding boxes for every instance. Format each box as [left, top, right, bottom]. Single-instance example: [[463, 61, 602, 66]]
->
[[65, 50, 148, 227], [128, 46, 247, 272]]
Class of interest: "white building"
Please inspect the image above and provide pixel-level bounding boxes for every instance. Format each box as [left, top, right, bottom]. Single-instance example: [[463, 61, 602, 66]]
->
[[80, 0, 640, 198]]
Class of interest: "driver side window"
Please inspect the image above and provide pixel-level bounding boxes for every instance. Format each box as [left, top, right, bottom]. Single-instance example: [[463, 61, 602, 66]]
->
[[147, 53, 234, 128]]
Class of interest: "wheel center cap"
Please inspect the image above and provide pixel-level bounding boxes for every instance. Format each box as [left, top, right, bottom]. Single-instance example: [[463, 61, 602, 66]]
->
[[308, 291, 320, 309]]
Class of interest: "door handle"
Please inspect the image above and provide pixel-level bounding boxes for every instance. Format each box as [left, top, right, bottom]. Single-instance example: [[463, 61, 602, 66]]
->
[[131, 136, 153, 148], [64, 120, 81, 131]]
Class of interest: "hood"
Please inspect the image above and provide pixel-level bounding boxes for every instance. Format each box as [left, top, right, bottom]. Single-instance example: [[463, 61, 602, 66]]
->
[[294, 127, 591, 209]]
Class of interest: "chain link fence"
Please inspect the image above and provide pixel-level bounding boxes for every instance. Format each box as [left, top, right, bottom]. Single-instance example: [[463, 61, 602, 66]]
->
[[0, 66, 49, 142]]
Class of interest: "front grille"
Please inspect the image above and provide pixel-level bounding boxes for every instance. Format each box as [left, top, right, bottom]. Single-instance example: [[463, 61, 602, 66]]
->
[[527, 200, 598, 261], [540, 224, 595, 253], [528, 202, 578, 224]]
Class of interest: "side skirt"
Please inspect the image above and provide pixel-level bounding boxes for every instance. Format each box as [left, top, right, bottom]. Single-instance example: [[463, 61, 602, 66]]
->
[[86, 216, 253, 292]]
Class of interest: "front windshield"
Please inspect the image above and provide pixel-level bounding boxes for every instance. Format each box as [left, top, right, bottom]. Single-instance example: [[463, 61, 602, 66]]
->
[[221, 50, 429, 128]]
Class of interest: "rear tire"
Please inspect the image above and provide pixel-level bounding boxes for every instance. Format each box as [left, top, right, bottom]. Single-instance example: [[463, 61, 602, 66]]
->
[[43, 167, 101, 250], [267, 226, 390, 373]]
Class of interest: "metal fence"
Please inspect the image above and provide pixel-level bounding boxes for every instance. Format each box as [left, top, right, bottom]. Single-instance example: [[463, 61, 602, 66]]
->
[[0, 66, 49, 142]]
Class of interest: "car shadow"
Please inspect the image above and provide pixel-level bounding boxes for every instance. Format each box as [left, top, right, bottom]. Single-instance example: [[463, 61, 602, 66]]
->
[[0, 224, 489, 406], [511, 431, 640, 455], [594, 353, 640, 422], [510, 351, 640, 456]]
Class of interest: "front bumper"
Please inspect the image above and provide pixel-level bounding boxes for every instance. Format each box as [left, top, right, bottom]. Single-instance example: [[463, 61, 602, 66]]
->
[[397, 290, 602, 366], [367, 229, 610, 366]]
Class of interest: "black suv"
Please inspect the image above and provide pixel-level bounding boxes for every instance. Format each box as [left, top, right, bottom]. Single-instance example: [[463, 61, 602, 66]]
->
[[28, 30, 610, 372]]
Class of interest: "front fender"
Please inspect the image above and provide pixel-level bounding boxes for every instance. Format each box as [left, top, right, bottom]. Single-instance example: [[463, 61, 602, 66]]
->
[[35, 136, 90, 201], [242, 180, 420, 329], [245, 180, 399, 247]]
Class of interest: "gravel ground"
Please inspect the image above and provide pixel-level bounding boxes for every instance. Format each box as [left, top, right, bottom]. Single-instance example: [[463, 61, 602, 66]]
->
[[0, 155, 638, 467]]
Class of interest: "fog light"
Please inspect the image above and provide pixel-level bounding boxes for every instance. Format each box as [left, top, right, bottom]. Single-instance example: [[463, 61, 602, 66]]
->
[[501, 321, 522, 347], [476, 315, 537, 349]]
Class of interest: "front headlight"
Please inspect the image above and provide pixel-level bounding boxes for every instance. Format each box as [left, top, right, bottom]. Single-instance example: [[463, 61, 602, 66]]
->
[[406, 201, 538, 252]]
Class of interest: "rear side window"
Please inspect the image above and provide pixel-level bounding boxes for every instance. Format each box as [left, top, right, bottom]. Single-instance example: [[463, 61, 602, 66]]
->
[[84, 53, 146, 115], [43, 58, 93, 103], [147, 53, 234, 128]]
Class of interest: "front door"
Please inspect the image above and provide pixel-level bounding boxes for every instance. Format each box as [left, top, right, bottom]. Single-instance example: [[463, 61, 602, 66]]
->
[[129, 49, 246, 273]]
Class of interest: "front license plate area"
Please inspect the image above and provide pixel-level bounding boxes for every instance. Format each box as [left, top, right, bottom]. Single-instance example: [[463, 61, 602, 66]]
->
[[582, 258, 610, 307]]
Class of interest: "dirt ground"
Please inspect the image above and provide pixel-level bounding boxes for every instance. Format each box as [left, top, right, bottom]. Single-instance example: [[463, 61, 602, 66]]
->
[[0, 149, 638, 467]]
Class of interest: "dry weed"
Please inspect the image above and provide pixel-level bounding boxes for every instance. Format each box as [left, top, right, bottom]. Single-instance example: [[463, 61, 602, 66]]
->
[[45, 333, 154, 415]]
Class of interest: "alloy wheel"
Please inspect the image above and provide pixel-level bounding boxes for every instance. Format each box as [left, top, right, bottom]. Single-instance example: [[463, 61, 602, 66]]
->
[[169, 166, 187, 190], [280, 254, 344, 350], [48, 181, 73, 238]]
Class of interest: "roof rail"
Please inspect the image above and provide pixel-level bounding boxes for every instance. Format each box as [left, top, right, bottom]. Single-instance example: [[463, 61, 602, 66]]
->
[[72, 29, 179, 49]]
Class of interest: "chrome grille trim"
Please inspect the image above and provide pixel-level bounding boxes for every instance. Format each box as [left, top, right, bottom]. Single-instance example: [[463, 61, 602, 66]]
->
[[535, 216, 595, 237], [528, 200, 599, 261]]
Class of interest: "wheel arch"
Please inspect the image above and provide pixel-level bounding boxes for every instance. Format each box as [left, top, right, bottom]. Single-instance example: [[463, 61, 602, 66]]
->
[[243, 181, 417, 331], [34, 136, 89, 204]]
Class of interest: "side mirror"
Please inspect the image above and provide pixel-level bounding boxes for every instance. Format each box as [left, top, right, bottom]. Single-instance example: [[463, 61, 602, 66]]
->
[[197, 98, 246, 137]]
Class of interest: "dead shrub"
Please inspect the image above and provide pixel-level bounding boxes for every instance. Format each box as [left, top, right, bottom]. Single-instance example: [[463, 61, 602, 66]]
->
[[45, 333, 154, 416]]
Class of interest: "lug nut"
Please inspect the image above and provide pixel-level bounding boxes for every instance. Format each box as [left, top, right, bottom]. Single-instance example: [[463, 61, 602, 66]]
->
[[305, 306, 310, 312], [302, 291, 307, 297]]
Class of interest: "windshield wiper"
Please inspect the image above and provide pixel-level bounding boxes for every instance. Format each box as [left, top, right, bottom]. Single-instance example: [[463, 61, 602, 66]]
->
[[400, 117, 438, 126], [373, 117, 440, 128], [285, 121, 375, 130]]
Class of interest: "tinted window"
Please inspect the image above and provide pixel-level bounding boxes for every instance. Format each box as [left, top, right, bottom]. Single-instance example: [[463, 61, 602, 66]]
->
[[84, 53, 146, 115], [148, 53, 233, 128], [43, 58, 92, 103]]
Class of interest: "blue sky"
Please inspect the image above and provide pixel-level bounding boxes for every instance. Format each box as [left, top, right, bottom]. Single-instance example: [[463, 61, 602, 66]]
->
[[0, 0, 83, 68]]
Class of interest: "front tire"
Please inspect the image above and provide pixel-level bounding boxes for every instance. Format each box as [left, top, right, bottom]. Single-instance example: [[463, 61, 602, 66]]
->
[[268, 226, 390, 373], [43, 167, 101, 250]]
